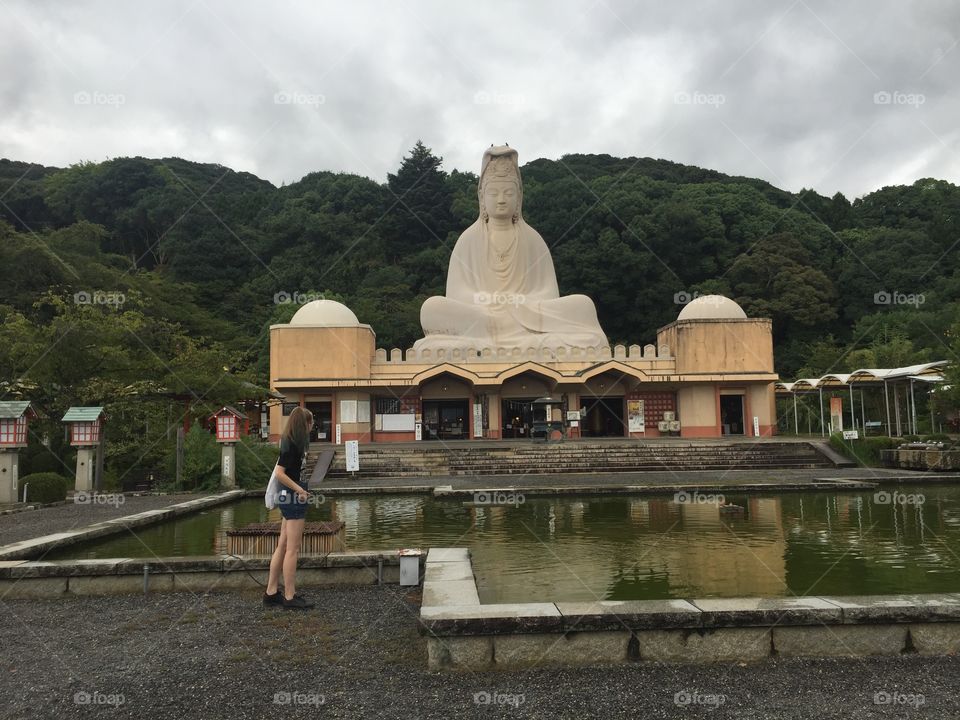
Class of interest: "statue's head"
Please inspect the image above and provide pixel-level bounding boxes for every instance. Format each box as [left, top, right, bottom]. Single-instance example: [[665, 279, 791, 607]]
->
[[479, 145, 522, 224]]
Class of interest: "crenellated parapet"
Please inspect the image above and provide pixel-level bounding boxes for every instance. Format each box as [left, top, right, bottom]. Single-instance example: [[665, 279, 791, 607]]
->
[[373, 343, 672, 365]]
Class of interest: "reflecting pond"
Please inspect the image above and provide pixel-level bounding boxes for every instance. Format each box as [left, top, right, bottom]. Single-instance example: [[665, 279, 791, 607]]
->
[[50, 485, 960, 603]]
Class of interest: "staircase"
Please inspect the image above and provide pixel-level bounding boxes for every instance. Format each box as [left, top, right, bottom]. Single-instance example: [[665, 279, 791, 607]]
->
[[313, 441, 836, 481]]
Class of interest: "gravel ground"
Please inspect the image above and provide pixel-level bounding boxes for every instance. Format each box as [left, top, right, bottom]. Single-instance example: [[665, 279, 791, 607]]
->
[[0, 494, 206, 547], [1, 585, 958, 719]]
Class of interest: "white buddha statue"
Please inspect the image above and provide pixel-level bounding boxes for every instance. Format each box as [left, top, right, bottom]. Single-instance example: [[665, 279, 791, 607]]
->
[[413, 145, 608, 354]]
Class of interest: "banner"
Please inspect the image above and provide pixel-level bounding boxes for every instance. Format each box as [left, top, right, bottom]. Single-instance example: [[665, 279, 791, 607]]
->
[[830, 397, 843, 433], [473, 401, 483, 438], [627, 399, 645, 433]]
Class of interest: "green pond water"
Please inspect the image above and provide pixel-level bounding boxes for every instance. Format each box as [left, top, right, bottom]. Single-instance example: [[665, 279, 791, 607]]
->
[[51, 485, 960, 604]]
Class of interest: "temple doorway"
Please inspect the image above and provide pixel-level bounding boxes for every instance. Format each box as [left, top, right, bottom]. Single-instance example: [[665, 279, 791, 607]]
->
[[305, 401, 332, 442], [501, 398, 537, 439], [720, 394, 745, 435], [581, 396, 625, 437], [422, 399, 469, 440]]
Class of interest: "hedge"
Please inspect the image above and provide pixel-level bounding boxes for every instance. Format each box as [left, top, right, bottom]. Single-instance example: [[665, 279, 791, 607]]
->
[[829, 433, 899, 467], [19, 472, 69, 504]]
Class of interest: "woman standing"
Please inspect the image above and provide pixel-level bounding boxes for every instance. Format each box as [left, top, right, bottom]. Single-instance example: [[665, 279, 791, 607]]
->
[[264, 406, 315, 610]]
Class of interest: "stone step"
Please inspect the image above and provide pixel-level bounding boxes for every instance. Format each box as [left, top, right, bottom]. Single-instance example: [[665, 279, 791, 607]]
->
[[309, 441, 833, 479]]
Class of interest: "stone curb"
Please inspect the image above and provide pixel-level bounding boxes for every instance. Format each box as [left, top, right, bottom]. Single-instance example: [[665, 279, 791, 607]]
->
[[421, 594, 960, 637], [0, 490, 247, 560], [0, 550, 401, 579], [0, 550, 403, 598], [417, 547, 960, 668]]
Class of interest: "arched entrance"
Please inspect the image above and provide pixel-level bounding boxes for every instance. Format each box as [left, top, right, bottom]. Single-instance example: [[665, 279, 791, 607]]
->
[[419, 372, 473, 441]]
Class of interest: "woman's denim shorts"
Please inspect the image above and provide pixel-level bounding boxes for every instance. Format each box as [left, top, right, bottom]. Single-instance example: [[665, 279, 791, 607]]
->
[[277, 487, 309, 520]]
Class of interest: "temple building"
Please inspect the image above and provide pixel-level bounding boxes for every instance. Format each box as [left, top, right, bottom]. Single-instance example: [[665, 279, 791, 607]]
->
[[268, 146, 778, 443]]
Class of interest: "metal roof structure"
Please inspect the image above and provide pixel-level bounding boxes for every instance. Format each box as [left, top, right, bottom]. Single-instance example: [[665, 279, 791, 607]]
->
[[209, 405, 245, 420], [776, 361, 948, 393], [62, 406, 105, 422], [0, 401, 34, 419]]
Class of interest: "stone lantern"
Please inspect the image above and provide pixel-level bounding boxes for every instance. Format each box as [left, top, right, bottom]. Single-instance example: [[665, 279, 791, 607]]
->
[[62, 406, 105, 492], [210, 406, 244, 488], [0, 401, 36, 503]]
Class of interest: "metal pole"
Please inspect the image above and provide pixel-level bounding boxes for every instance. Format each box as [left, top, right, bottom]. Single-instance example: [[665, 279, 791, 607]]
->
[[930, 387, 936, 435], [793, 394, 799, 435], [848, 383, 856, 431], [860, 386, 866, 433], [883, 380, 891, 437], [819, 387, 825, 437], [910, 379, 917, 435], [894, 383, 901, 437]]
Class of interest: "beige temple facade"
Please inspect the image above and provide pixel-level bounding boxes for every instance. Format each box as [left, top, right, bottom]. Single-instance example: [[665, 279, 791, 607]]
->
[[269, 146, 778, 444]]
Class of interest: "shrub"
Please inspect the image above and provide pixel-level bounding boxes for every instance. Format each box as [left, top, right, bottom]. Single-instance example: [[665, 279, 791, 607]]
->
[[163, 425, 220, 491], [19, 472, 69, 504], [829, 433, 899, 467], [235, 435, 280, 489]]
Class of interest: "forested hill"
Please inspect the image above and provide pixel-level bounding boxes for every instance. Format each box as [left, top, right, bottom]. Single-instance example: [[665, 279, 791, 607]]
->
[[2, 143, 959, 405]]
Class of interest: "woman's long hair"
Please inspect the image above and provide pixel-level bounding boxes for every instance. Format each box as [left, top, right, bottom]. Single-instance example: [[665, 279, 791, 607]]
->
[[282, 406, 313, 450]]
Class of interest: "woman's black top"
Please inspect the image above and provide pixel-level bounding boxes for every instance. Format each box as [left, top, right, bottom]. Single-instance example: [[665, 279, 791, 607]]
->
[[277, 437, 306, 487]]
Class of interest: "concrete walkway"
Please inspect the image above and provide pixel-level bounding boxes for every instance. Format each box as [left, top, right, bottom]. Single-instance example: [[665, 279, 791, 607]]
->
[[318, 467, 954, 493], [0, 493, 221, 549], [310, 435, 831, 451]]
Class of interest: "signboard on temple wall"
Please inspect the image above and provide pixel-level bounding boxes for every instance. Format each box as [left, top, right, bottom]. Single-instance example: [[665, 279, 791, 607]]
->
[[830, 397, 843, 432], [627, 399, 645, 433], [473, 402, 483, 438]]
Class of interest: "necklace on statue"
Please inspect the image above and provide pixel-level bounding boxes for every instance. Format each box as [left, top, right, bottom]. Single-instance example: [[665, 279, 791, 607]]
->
[[488, 223, 519, 269]]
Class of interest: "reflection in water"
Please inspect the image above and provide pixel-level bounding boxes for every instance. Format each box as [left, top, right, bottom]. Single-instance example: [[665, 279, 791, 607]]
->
[[51, 485, 960, 603]]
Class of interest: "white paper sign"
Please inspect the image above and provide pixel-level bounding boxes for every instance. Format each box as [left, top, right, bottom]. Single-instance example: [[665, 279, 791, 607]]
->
[[415, 422, 422, 441], [473, 402, 483, 438], [345, 440, 360, 472], [335, 423, 341, 444], [753, 416, 760, 437], [382, 414, 415, 431], [842, 430, 859, 440], [339, 400, 357, 423]]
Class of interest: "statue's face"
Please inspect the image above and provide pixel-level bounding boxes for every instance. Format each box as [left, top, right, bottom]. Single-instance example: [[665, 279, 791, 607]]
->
[[482, 180, 519, 220]]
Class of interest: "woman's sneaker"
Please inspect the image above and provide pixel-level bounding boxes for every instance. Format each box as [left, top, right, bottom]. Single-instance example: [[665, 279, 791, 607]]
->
[[262, 589, 283, 607], [282, 594, 315, 610]]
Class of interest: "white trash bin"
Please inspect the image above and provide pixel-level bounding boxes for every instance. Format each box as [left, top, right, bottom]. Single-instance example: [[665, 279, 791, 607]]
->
[[399, 548, 422, 586]]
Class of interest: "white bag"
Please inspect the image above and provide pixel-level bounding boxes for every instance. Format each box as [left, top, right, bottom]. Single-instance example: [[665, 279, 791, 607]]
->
[[264, 462, 281, 509]]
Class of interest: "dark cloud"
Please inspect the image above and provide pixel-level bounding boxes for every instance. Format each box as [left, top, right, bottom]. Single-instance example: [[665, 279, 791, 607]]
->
[[0, 0, 957, 197]]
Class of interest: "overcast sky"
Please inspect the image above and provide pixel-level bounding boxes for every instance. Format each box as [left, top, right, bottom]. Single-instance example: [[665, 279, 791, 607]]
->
[[2, 0, 958, 199]]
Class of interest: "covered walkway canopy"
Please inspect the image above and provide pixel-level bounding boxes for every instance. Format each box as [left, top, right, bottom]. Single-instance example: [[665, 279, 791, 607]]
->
[[776, 362, 948, 437]]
